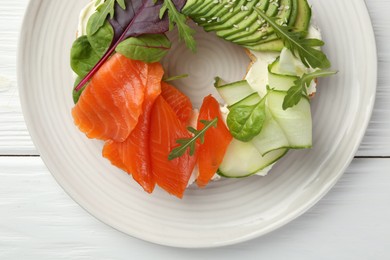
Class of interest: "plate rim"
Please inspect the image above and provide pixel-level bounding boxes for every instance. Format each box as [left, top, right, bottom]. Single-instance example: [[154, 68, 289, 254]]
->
[[17, 0, 378, 248]]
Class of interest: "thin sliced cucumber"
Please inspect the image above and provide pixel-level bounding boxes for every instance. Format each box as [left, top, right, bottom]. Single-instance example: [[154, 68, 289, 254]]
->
[[268, 58, 298, 91], [218, 139, 288, 178], [215, 80, 256, 107], [228, 92, 261, 109], [251, 90, 312, 155]]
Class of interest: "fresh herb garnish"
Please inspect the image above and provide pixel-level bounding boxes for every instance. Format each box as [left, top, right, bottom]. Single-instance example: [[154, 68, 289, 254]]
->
[[90, 0, 126, 35], [158, 0, 197, 52], [168, 118, 218, 160], [283, 70, 337, 110], [227, 96, 267, 142], [70, 36, 101, 78], [254, 8, 331, 69], [73, 0, 187, 92], [163, 74, 189, 82], [116, 34, 171, 63], [87, 18, 115, 57]]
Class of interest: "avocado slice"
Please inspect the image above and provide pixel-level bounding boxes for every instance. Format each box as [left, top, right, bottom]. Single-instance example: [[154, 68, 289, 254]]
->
[[231, 0, 285, 44], [247, 0, 312, 51], [245, 39, 285, 51], [193, 0, 233, 26], [220, 12, 259, 40], [186, 0, 216, 16], [215, 0, 262, 38], [193, 0, 228, 18], [223, 0, 270, 41], [195, 0, 244, 29], [182, 0, 201, 15], [228, 0, 292, 43], [203, 0, 248, 32], [192, 1, 227, 25], [288, 0, 299, 26], [184, 0, 312, 53], [293, 0, 311, 32]]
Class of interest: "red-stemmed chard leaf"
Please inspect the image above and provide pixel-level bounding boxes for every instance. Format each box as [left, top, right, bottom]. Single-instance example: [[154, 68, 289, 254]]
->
[[75, 0, 186, 92]]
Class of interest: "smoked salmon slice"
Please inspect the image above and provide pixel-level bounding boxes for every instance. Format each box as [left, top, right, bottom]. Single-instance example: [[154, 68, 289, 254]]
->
[[72, 54, 149, 142], [150, 96, 198, 198], [197, 95, 233, 187], [161, 82, 193, 124], [103, 62, 164, 193]]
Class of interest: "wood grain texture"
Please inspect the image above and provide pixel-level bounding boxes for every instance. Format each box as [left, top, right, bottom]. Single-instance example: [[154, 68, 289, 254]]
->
[[0, 1, 389, 258], [0, 0, 34, 155], [356, 0, 390, 156], [0, 0, 388, 156], [0, 157, 389, 259]]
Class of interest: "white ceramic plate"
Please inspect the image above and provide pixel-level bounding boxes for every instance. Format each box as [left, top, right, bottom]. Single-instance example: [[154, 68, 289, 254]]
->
[[18, 0, 377, 248]]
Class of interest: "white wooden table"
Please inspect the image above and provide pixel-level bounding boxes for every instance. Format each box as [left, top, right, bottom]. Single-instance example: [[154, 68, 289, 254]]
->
[[1, 1, 389, 259]]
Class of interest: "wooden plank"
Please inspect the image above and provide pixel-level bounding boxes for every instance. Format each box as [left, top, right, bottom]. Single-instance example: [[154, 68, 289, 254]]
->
[[0, 0, 35, 155], [0, 157, 389, 259], [0, 0, 389, 156], [356, 0, 390, 156]]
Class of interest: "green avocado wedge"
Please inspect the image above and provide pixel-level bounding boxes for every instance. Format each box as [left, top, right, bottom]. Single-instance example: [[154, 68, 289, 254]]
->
[[183, 0, 312, 52]]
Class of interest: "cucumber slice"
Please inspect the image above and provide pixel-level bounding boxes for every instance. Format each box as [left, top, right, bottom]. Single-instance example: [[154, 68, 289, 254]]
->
[[228, 92, 262, 109], [268, 58, 299, 91], [252, 91, 312, 155], [218, 139, 288, 178], [215, 80, 256, 107]]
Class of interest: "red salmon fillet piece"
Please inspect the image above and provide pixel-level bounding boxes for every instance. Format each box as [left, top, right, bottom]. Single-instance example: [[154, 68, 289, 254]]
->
[[160, 82, 193, 124], [150, 96, 198, 198], [103, 62, 164, 193], [197, 95, 233, 187], [72, 54, 149, 142]]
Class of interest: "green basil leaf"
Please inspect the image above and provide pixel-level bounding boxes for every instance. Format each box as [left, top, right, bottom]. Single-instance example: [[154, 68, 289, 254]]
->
[[72, 76, 86, 104], [70, 36, 100, 77], [116, 34, 171, 63], [227, 99, 266, 142], [87, 16, 114, 57]]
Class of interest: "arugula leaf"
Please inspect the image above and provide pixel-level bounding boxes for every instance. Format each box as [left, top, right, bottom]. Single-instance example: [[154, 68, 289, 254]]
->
[[283, 70, 337, 110], [168, 118, 218, 160], [159, 0, 197, 52], [74, 0, 187, 92], [227, 97, 267, 142], [116, 34, 171, 63], [89, 0, 126, 36], [254, 8, 331, 69]]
